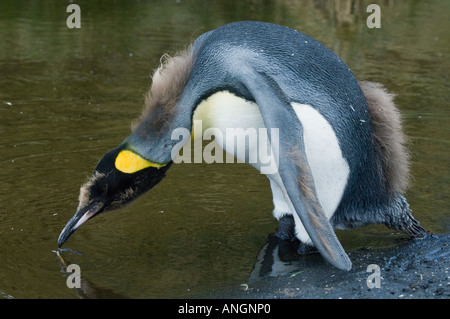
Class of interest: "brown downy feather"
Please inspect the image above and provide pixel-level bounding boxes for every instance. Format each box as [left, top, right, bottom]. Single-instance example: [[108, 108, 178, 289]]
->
[[359, 81, 411, 195], [77, 172, 105, 211], [131, 47, 195, 131]]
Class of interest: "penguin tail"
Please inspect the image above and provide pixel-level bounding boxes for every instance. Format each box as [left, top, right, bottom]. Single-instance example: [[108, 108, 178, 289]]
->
[[359, 81, 411, 195], [404, 218, 429, 237], [382, 193, 429, 238]]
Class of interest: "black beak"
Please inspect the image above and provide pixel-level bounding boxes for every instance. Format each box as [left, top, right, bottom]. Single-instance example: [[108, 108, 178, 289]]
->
[[57, 202, 104, 248]]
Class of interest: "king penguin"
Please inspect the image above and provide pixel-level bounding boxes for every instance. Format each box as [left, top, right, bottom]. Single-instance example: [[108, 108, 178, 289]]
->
[[57, 21, 426, 271]]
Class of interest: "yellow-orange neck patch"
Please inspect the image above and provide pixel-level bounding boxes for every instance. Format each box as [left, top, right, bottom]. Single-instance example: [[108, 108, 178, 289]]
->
[[115, 150, 165, 174]]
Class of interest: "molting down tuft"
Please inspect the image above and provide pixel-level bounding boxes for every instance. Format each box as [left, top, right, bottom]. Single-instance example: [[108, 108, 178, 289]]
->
[[77, 171, 106, 211], [360, 81, 411, 195], [132, 47, 195, 131]]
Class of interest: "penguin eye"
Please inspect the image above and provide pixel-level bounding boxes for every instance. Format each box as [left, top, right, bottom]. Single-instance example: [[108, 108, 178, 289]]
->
[[100, 184, 108, 195]]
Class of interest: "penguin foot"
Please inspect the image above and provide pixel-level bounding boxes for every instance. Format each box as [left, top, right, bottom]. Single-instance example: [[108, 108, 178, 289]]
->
[[276, 215, 297, 241], [276, 215, 319, 255], [297, 242, 318, 255]]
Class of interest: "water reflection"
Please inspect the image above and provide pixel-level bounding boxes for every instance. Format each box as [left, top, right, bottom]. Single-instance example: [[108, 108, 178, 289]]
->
[[249, 234, 301, 283], [55, 249, 126, 299], [248, 233, 335, 283]]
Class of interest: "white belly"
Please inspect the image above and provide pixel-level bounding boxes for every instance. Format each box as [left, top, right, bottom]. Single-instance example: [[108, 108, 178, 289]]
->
[[292, 103, 350, 219], [192, 91, 349, 244]]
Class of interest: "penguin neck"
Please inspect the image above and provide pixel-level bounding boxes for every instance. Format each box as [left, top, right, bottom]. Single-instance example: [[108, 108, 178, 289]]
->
[[127, 90, 263, 166], [126, 109, 192, 165]]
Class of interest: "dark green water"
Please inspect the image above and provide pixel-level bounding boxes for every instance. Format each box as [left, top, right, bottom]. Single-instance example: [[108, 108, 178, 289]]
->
[[0, 0, 448, 298]]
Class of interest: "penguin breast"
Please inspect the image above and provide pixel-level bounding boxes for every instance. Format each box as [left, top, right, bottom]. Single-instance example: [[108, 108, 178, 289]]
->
[[192, 91, 350, 219], [192, 90, 267, 168]]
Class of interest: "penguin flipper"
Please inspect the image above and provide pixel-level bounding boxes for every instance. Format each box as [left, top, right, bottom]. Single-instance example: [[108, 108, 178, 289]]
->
[[237, 69, 352, 271]]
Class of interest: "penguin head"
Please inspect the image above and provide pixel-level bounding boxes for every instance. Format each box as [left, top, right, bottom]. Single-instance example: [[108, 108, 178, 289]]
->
[[57, 145, 171, 247]]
